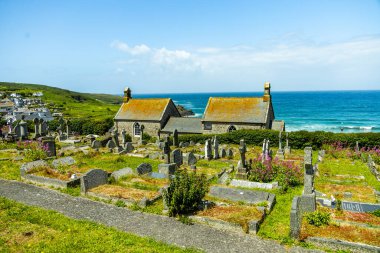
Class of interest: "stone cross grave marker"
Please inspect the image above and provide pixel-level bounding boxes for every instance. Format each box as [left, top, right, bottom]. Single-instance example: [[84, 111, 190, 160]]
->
[[213, 136, 219, 159], [205, 139, 212, 160]]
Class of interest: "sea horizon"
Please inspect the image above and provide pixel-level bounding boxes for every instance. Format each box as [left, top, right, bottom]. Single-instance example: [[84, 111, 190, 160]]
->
[[130, 90, 380, 134]]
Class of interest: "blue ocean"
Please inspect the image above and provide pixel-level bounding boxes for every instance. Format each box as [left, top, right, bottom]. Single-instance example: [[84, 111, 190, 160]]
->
[[134, 91, 380, 133]]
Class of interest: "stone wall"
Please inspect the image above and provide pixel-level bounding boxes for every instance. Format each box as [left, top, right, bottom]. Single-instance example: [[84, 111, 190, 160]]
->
[[202, 122, 264, 134], [116, 120, 161, 142]]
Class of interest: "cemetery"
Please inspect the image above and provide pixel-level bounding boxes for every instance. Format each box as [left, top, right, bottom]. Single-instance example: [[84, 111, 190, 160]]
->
[[1, 123, 380, 252]]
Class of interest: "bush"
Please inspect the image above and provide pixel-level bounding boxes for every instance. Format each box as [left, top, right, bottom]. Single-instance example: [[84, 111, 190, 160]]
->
[[178, 129, 380, 149], [306, 211, 330, 227], [370, 209, 380, 217], [19, 140, 47, 161], [163, 170, 209, 217]]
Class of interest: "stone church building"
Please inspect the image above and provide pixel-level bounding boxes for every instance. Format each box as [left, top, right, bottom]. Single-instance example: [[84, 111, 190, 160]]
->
[[114, 83, 284, 141]]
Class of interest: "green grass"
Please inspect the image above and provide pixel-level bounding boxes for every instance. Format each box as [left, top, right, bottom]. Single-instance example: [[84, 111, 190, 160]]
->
[[0, 197, 200, 253], [0, 82, 121, 120], [258, 186, 303, 242], [0, 160, 21, 180]]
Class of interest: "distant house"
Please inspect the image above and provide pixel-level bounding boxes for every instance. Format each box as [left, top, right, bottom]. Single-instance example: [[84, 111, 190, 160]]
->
[[0, 98, 15, 114], [201, 83, 284, 133], [114, 88, 181, 141], [32, 92, 43, 97]]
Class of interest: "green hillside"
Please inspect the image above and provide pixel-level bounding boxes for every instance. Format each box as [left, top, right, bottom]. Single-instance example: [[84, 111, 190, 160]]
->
[[0, 82, 122, 120]]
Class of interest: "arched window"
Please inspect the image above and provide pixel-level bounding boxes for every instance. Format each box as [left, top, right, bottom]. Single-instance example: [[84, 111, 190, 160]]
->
[[227, 125, 236, 133], [133, 122, 141, 136]]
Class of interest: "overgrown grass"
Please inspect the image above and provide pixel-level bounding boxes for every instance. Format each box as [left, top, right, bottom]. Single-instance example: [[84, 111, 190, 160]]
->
[[0, 160, 21, 180], [0, 197, 200, 253], [258, 186, 303, 242]]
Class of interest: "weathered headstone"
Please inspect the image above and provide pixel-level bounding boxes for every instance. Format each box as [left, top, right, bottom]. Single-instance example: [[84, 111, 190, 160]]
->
[[205, 139, 212, 160], [52, 156, 76, 169], [33, 118, 40, 138], [284, 133, 291, 155], [124, 142, 134, 153], [20, 160, 49, 175], [163, 141, 171, 163], [158, 163, 177, 175], [290, 196, 301, 239], [138, 125, 145, 146], [189, 141, 195, 146], [183, 152, 197, 165], [110, 167, 134, 181], [121, 128, 127, 146], [227, 148, 233, 159], [80, 169, 108, 193], [173, 129, 179, 147], [136, 163, 152, 175], [91, 140, 101, 149], [42, 138, 56, 157], [171, 149, 183, 167], [106, 140, 116, 149], [220, 148, 226, 158], [213, 136, 219, 159], [235, 139, 248, 179]]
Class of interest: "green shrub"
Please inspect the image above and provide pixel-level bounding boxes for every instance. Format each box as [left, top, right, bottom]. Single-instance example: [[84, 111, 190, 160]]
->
[[305, 211, 330, 227], [370, 209, 380, 217], [163, 170, 209, 217]]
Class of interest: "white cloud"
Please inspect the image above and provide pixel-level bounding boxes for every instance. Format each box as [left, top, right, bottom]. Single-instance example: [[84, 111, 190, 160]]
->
[[152, 48, 191, 64], [110, 40, 150, 55]]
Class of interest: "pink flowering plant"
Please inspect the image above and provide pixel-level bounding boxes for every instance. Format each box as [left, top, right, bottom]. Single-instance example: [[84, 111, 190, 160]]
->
[[18, 140, 48, 161], [248, 155, 302, 192], [323, 141, 380, 164]]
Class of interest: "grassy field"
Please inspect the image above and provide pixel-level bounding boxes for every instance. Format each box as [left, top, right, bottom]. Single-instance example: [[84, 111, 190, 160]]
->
[[0, 82, 121, 120], [0, 197, 200, 253]]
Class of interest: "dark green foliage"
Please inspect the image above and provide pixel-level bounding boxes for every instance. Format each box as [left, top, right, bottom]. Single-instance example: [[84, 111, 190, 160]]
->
[[336, 199, 342, 212], [305, 211, 331, 227], [69, 117, 113, 135], [370, 209, 380, 217], [163, 170, 209, 217], [47, 119, 60, 131], [178, 130, 380, 149]]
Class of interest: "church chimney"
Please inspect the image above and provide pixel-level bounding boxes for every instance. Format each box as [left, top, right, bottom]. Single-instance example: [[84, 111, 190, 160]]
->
[[263, 82, 271, 102], [123, 87, 132, 103]]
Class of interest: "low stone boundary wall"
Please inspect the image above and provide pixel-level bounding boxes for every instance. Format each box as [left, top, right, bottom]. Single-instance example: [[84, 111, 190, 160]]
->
[[229, 179, 278, 190], [21, 174, 80, 189], [306, 237, 380, 253]]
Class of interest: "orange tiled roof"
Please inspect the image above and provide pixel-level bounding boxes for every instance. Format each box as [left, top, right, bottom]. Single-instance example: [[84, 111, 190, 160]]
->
[[114, 98, 172, 121], [202, 97, 269, 124]]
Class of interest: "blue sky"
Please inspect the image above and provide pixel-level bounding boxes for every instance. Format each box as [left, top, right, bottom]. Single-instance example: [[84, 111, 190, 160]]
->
[[1, 0, 380, 94]]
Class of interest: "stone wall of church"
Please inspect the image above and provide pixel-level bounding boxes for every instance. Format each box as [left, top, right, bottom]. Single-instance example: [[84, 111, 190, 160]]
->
[[115, 120, 161, 142], [202, 122, 264, 134]]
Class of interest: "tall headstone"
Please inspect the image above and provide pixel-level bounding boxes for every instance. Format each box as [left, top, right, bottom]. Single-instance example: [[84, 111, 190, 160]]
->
[[121, 128, 127, 146], [355, 141, 359, 152], [163, 140, 171, 164], [33, 118, 40, 138], [18, 118, 28, 140], [138, 125, 145, 145], [227, 148, 233, 159], [284, 132, 291, 155], [205, 139, 212, 160], [65, 119, 70, 137], [301, 147, 316, 213], [171, 149, 183, 167], [235, 139, 248, 179], [220, 148, 227, 158], [42, 137, 56, 157], [213, 136, 219, 159], [173, 129, 179, 147], [261, 139, 266, 163]]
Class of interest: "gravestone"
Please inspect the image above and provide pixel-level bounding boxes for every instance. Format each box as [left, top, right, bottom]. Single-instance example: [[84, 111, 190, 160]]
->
[[189, 141, 195, 146], [52, 156, 76, 169], [205, 139, 212, 160], [304, 147, 314, 194], [220, 148, 226, 158], [173, 129, 179, 147], [209, 186, 275, 205], [183, 152, 197, 165], [227, 148, 233, 159], [111, 167, 134, 181], [235, 139, 248, 179], [355, 141, 359, 152], [182, 142, 189, 148], [42, 138, 56, 157], [124, 142, 134, 153], [158, 163, 177, 175], [121, 128, 127, 146], [171, 149, 183, 167], [284, 132, 291, 155], [163, 141, 171, 163], [138, 125, 145, 146], [80, 169, 108, 193], [290, 196, 301, 239], [178, 141, 184, 148], [91, 140, 101, 149], [20, 160, 49, 175], [136, 163, 152, 175], [14, 118, 28, 140], [33, 118, 40, 138], [106, 140, 116, 149], [213, 136, 219, 159]]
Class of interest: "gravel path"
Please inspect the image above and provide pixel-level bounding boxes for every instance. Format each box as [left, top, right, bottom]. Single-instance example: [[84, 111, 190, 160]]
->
[[0, 179, 317, 253]]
